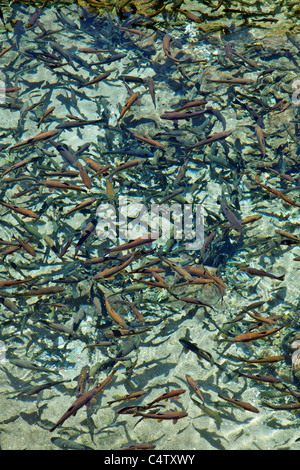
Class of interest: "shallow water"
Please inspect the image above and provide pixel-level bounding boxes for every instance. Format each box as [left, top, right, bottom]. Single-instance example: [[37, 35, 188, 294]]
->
[[1, 1, 300, 451]]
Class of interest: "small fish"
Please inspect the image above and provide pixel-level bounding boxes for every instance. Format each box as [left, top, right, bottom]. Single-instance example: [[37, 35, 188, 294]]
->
[[255, 181, 300, 208], [255, 124, 266, 157], [106, 158, 146, 180], [224, 43, 242, 65], [160, 110, 208, 120], [218, 197, 243, 233], [179, 338, 214, 365], [37, 106, 55, 128], [158, 256, 193, 281], [187, 131, 232, 150], [104, 327, 149, 338], [9, 358, 60, 375], [105, 298, 128, 328], [105, 234, 155, 254], [162, 34, 188, 63], [244, 310, 280, 325], [239, 267, 284, 281], [146, 76, 156, 108], [173, 99, 207, 112], [263, 401, 300, 411], [17, 379, 70, 396], [93, 253, 135, 280], [0, 277, 36, 288], [74, 218, 97, 255], [76, 365, 90, 397], [217, 392, 259, 413], [38, 320, 73, 335], [78, 72, 111, 88], [117, 92, 141, 122], [185, 374, 204, 404], [206, 77, 254, 85], [130, 132, 165, 149], [55, 119, 104, 129], [121, 443, 156, 450], [237, 371, 282, 384], [232, 324, 287, 343], [0, 199, 39, 219], [51, 437, 93, 450], [38, 180, 87, 193], [62, 198, 96, 217], [50, 368, 118, 432], [238, 355, 285, 364], [13, 286, 65, 298], [107, 390, 147, 405], [49, 140, 92, 189], [133, 410, 188, 423], [145, 389, 186, 408], [9, 129, 61, 151]]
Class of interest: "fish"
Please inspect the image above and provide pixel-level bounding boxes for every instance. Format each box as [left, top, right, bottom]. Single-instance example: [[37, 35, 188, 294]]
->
[[0, 200, 39, 219], [93, 252, 136, 280], [179, 338, 215, 365], [13, 286, 65, 298], [205, 77, 254, 85], [76, 365, 90, 397], [51, 437, 93, 450], [130, 132, 165, 149], [243, 310, 280, 325], [105, 158, 146, 180], [255, 181, 300, 208], [121, 443, 156, 450], [237, 371, 282, 384], [104, 298, 129, 328], [187, 131, 232, 150], [185, 374, 204, 404], [146, 76, 156, 108], [162, 34, 189, 63], [49, 140, 92, 189], [62, 198, 96, 217], [9, 129, 61, 151], [104, 326, 149, 338], [224, 43, 243, 65], [74, 218, 97, 255], [255, 124, 266, 156], [262, 401, 300, 411], [0, 277, 36, 288], [55, 119, 105, 129], [160, 110, 208, 121], [145, 389, 186, 408], [107, 390, 147, 405], [37, 106, 55, 128], [218, 197, 243, 232], [117, 92, 141, 122], [78, 71, 111, 88], [217, 393, 259, 413], [16, 379, 70, 396], [104, 235, 155, 254], [239, 267, 284, 281], [133, 410, 188, 423], [238, 355, 285, 364], [9, 358, 61, 375], [50, 368, 118, 432], [38, 180, 87, 192], [232, 324, 287, 343], [158, 256, 193, 281]]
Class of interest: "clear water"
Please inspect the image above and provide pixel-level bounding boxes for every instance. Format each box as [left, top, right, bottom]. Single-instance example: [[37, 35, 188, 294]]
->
[[0, 1, 300, 451]]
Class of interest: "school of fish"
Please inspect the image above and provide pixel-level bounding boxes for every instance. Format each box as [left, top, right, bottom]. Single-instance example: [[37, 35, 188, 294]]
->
[[0, 0, 300, 451]]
